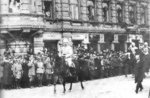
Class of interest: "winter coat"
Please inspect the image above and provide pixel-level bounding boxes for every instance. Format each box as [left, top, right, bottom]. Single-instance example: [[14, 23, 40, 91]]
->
[[12, 62, 23, 79], [44, 57, 53, 74], [22, 62, 29, 83], [36, 61, 45, 74], [1, 62, 13, 85], [28, 60, 36, 76], [142, 54, 150, 73], [135, 60, 145, 83]]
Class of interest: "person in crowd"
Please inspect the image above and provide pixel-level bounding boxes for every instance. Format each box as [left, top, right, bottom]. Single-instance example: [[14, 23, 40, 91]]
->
[[35, 57, 45, 87], [44, 55, 53, 85], [28, 55, 36, 87], [128, 42, 138, 77], [122, 52, 130, 77], [1, 56, 13, 89], [12, 58, 23, 88], [0, 58, 3, 89], [21, 56, 29, 88], [134, 54, 145, 94]]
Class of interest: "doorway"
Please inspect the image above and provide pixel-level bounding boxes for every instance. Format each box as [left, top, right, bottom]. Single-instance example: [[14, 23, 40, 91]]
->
[[73, 40, 82, 53], [44, 40, 58, 53]]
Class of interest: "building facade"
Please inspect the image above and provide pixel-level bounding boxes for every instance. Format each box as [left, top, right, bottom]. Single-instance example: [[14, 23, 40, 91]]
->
[[0, 0, 149, 55]]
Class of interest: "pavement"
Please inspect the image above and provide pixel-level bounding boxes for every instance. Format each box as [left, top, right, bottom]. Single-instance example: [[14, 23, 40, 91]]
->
[[1, 75, 150, 98]]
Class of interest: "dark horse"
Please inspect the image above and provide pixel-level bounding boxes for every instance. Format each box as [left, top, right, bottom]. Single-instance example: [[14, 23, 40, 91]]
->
[[53, 55, 84, 93]]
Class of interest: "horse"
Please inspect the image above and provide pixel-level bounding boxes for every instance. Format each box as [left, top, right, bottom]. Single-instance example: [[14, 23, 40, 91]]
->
[[53, 55, 84, 93]]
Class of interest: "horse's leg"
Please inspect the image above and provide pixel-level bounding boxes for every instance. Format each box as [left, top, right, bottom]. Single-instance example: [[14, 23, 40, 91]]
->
[[80, 81, 84, 90], [54, 83, 56, 94], [69, 82, 72, 91], [62, 79, 66, 93], [53, 75, 58, 94]]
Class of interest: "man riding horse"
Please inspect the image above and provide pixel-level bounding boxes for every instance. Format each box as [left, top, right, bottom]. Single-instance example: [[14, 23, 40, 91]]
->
[[53, 53, 84, 93]]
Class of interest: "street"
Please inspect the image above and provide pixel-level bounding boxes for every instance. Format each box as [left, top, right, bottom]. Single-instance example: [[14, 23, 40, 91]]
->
[[1, 75, 150, 98]]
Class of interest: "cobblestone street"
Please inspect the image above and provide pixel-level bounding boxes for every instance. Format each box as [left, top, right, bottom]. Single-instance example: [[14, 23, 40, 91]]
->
[[1, 75, 150, 98]]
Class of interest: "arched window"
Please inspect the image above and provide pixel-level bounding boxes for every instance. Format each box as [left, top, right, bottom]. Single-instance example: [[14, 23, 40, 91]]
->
[[116, 3, 123, 23], [87, 0, 95, 21], [102, 1, 109, 22], [70, 0, 79, 20], [129, 4, 136, 24]]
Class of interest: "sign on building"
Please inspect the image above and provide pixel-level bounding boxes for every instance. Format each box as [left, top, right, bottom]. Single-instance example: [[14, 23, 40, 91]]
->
[[43, 33, 62, 40], [99, 34, 105, 43]]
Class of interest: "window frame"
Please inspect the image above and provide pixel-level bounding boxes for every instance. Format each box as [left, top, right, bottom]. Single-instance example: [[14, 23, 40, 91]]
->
[[140, 6, 147, 25], [116, 2, 124, 23], [9, 0, 21, 13], [87, 0, 97, 21], [42, 0, 54, 19], [102, 1, 110, 22], [69, 0, 80, 20], [128, 4, 137, 24]]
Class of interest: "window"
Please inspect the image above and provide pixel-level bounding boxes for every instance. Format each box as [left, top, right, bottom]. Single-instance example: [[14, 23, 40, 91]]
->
[[102, 1, 109, 22], [9, 0, 20, 13], [70, 0, 79, 20], [36, 0, 42, 14], [43, 0, 53, 18], [116, 3, 123, 23], [129, 4, 136, 24], [87, 0, 95, 21], [30, 0, 42, 14], [140, 6, 146, 25], [31, 0, 36, 13]]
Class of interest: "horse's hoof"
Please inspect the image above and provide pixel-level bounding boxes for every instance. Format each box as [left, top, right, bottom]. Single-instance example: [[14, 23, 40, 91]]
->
[[68, 89, 72, 92], [82, 87, 84, 90], [54, 90, 56, 94]]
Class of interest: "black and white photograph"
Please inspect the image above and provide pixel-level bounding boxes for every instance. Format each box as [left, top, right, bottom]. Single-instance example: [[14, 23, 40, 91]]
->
[[0, 0, 150, 98]]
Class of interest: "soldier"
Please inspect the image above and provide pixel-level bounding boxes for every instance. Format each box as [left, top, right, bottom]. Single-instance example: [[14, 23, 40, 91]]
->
[[44, 55, 53, 85], [143, 42, 150, 55], [12, 58, 23, 89], [36, 57, 45, 87], [134, 54, 145, 93], [21, 56, 29, 88], [28, 55, 36, 87], [122, 53, 130, 77], [128, 42, 138, 76]]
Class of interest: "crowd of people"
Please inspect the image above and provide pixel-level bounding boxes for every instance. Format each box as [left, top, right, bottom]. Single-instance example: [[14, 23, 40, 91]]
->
[[0, 42, 149, 94], [0, 49, 133, 89]]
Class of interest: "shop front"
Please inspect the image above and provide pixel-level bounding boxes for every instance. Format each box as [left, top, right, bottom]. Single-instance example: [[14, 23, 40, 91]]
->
[[43, 32, 62, 54], [72, 33, 89, 53], [90, 33, 128, 53]]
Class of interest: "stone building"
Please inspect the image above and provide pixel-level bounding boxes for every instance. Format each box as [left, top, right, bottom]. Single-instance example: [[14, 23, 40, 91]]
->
[[0, 0, 149, 55]]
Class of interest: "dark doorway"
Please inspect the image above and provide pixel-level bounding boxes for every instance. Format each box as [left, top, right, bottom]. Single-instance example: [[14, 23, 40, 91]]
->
[[44, 40, 58, 53], [73, 40, 82, 53]]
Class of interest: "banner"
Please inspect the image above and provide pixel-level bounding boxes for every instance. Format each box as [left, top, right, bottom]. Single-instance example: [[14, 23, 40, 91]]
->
[[43, 33, 61, 40]]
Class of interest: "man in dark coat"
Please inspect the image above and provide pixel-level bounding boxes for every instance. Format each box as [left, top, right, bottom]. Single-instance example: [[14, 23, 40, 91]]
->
[[134, 53, 145, 93], [21, 58, 29, 88], [94, 56, 102, 78], [1, 58, 13, 89]]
